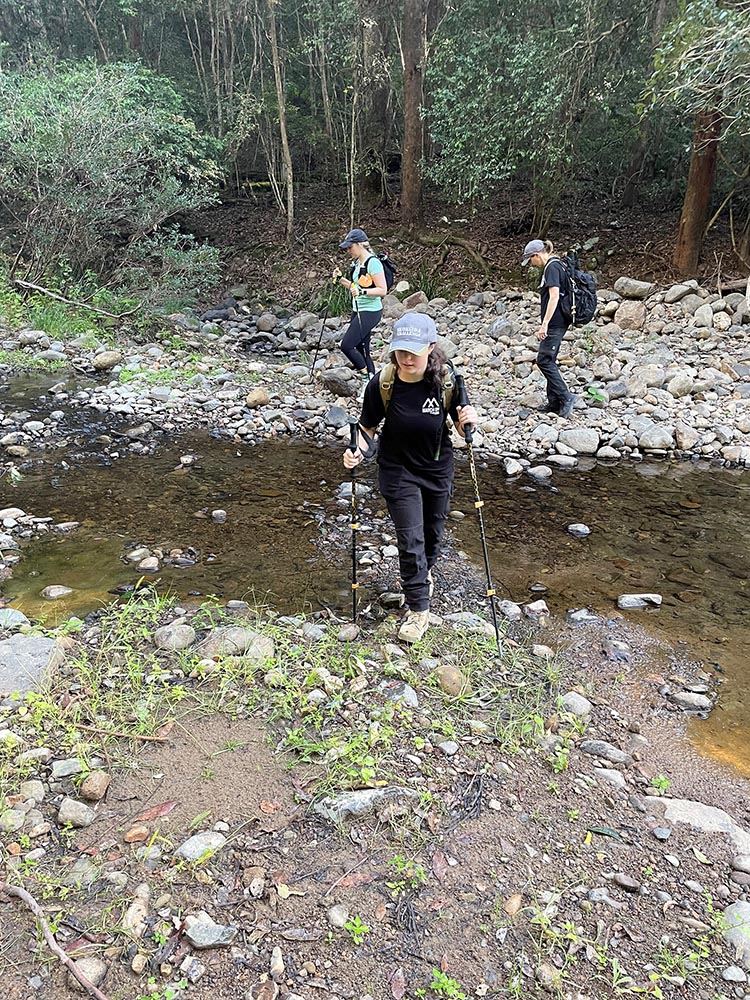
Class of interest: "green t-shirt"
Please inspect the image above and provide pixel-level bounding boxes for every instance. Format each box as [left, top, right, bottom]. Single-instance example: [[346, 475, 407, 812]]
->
[[350, 255, 384, 313]]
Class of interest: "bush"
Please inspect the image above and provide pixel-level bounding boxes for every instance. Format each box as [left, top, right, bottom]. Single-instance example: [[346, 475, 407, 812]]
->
[[0, 61, 223, 305]]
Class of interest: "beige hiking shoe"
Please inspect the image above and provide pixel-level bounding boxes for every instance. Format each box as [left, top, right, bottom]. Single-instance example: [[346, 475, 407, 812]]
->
[[398, 609, 430, 644]]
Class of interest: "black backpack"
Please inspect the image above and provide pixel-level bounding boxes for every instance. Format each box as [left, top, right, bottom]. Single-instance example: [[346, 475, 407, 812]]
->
[[556, 253, 597, 326], [352, 253, 397, 292]]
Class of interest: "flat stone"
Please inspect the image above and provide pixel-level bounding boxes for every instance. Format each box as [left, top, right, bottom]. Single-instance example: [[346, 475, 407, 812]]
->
[[723, 902, 750, 969], [0, 634, 66, 698], [579, 739, 631, 765], [594, 767, 626, 789], [617, 593, 662, 610], [613, 873, 641, 893], [175, 831, 227, 861], [58, 797, 97, 828], [652, 827, 672, 841], [438, 740, 459, 757], [153, 623, 197, 651], [51, 757, 84, 779], [196, 626, 274, 663], [61, 857, 99, 889], [378, 680, 419, 708], [669, 690, 712, 712], [313, 786, 420, 824], [184, 913, 238, 949], [0, 809, 24, 833], [655, 799, 750, 854], [722, 966, 747, 984], [20, 779, 45, 802]]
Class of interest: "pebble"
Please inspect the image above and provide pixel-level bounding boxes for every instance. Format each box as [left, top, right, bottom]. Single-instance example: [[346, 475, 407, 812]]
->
[[51, 757, 84, 779], [438, 740, 459, 757], [58, 797, 96, 828], [579, 739, 631, 765], [174, 831, 227, 861], [562, 691, 592, 717], [80, 770, 111, 801], [652, 827, 672, 841], [184, 913, 237, 949], [613, 873, 641, 893], [567, 523, 591, 537], [327, 904, 349, 929], [723, 966, 748, 983]]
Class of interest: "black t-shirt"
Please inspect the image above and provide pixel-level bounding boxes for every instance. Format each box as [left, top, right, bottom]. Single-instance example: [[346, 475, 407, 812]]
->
[[360, 371, 459, 484], [540, 258, 570, 329]]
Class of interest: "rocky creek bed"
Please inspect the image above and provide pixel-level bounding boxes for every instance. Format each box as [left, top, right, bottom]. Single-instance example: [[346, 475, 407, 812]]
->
[[2, 275, 750, 1000]]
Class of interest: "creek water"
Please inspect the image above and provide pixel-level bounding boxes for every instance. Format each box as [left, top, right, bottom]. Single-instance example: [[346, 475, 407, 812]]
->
[[1, 382, 748, 774]]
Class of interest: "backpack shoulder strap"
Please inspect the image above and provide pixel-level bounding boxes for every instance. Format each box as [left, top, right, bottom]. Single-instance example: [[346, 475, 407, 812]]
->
[[379, 362, 396, 411], [442, 362, 455, 413]]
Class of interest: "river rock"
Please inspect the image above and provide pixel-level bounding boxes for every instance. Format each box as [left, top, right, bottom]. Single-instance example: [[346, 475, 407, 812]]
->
[[694, 303, 714, 328], [40, 585, 73, 600], [655, 799, 750, 854], [617, 593, 662, 609], [321, 367, 360, 397], [197, 626, 274, 663], [614, 277, 656, 299], [561, 691, 592, 717], [154, 622, 197, 651], [256, 312, 278, 332], [639, 425, 673, 450], [579, 739, 631, 765], [0, 634, 66, 697], [184, 912, 238, 949], [526, 464, 552, 480], [93, 350, 122, 372], [80, 771, 111, 801], [503, 457, 524, 476], [664, 283, 691, 304], [0, 609, 30, 630], [68, 957, 108, 994], [723, 902, 750, 969], [435, 664, 468, 697], [594, 767, 626, 788], [246, 388, 271, 409], [558, 428, 599, 454], [615, 301, 646, 330], [58, 797, 97, 828], [175, 831, 227, 861], [669, 690, 712, 712], [313, 785, 420, 824], [667, 372, 695, 397], [734, 856, 750, 875]]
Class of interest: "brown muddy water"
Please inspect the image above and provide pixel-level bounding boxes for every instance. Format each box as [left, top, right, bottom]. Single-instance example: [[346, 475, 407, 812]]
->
[[1, 427, 748, 776]]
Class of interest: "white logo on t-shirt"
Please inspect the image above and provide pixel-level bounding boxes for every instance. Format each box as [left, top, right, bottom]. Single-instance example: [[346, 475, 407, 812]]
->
[[422, 397, 440, 415]]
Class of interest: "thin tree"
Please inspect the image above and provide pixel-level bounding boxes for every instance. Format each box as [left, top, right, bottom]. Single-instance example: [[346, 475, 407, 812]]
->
[[400, 0, 426, 229], [267, 0, 294, 244]]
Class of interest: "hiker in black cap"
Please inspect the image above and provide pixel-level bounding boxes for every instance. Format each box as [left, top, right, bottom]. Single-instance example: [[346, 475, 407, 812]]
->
[[521, 239, 579, 418], [343, 313, 478, 644], [333, 228, 387, 382]]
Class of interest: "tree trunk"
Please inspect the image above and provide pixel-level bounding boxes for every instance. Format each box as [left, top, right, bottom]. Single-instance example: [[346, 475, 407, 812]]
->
[[267, 0, 294, 245], [673, 109, 722, 274], [400, 0, 426, 229]]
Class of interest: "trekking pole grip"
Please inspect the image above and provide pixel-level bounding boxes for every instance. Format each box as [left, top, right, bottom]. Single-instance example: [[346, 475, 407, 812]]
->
[[454, 371, 474, 445], [349, 421, 358, 454]]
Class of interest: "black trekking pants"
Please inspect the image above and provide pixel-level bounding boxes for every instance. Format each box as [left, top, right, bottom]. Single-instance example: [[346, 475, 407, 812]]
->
[[379, 470, 452, 613], [536, 325, 571, 411], [341, 309, 381, 375]]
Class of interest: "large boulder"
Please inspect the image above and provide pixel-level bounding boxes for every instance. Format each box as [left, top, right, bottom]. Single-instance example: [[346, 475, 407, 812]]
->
[[614, 300, 646, 330], [321, 367, 360, 397], [613, 277, 656, 300]]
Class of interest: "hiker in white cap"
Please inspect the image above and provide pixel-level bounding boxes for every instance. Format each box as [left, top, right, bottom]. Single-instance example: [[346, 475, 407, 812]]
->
[[521, 238, 579, 418], [343, 313, 478, 644]]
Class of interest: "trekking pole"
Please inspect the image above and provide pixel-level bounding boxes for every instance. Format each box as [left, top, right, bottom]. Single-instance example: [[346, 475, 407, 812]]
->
[[453, 372, 502, 652], [348, 420, 360, 623], [310, 276, 336, 376]]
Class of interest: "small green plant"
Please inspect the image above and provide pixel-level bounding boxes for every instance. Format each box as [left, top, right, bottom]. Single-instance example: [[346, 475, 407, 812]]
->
[[586, 385, 607, 404], [344, 914, 370, 946], [387, 855, 428, 895], [567, 807, 579, 822], [651, 774, 670, 795], [136, 977, 188, 1000], [547, 745, 570, 773], [429, 970, 467, 1000]]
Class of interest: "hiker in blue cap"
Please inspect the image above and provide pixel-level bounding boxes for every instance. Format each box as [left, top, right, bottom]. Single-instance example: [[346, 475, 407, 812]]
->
[[333, 228, 387, 383], [343, 313, 478, 644], [521, 238, 579, 418]]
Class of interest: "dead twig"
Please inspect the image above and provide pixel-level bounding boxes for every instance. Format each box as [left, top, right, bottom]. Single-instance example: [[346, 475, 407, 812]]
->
[[0, 882, 111, 1000], [12, 279, 142, 319]]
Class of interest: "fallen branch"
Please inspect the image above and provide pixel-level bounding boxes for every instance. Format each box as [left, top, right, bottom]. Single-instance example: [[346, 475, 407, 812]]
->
[[0, 882, 111, 1000], [717, 277, 750, 294], [12, 279, 143, 319], [414, 233, 492, 278], [71, 722, 170, 743]]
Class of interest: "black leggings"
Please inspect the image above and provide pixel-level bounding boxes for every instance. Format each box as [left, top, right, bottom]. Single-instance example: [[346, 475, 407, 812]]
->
[[379, 470, 452, 612], [341, 309, 382, 375], [537, 325, 572, 411]]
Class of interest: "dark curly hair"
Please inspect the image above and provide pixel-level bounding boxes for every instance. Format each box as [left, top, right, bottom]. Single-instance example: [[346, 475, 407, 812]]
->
[[389, 345, 448, 394]]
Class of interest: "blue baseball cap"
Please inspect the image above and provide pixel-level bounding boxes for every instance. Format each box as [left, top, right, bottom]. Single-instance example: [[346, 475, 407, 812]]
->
[[390, 313, 437, 356], [521, 239, 546, 265], [340, 228, 368, 249]]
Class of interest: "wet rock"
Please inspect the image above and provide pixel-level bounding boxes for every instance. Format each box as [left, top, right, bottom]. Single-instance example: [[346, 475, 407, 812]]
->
[[526, 464, 552, 480], [669, 690, 712, 712], [184, 911, 238, 949], [579, 739, 631, 765], [153, 622, 197, 651], [58, 797, 97, 828], [138, 556, 159, 572], [93, 350, 122, 371], [68, 956, 108, 994], [617, 593, 662, 609], [40, 585, 73, 600], [566, 523, 591, 537], [561, 691, 592, 717], [196, 626, 274, 663], [313, 785, 420, 824], [175, 831, 227, 861], [80, 771, 111, 801], [435, 664, 468, 697]]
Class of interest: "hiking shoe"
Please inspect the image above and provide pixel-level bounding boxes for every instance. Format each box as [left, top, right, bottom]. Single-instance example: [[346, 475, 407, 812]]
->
[[398, 609, 430, 644], [559, 394, 579, 419], [537, 403, 559, 414]]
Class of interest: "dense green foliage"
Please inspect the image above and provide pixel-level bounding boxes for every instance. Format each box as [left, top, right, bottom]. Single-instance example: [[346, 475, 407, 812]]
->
[[0, 0, 748, 287]]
